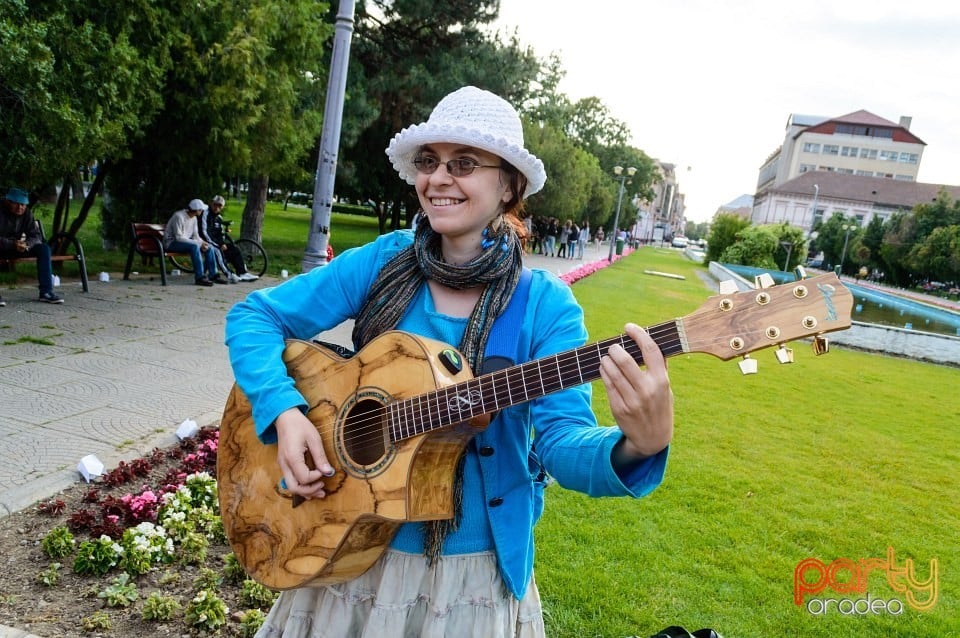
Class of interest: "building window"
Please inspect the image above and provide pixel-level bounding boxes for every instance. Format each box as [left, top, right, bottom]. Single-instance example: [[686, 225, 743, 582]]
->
[[799, 164, 815, 173], [823, 144, 839, 155], [898, 152, 918, 164], [855, 170, 874, 176], [894, 174, 915, 181], [841, 146, 858, 157], [837, 168, 855, 174], [802, 142, 821, 153], [859, 148, 878, 159], [879, 150, 899, 161]]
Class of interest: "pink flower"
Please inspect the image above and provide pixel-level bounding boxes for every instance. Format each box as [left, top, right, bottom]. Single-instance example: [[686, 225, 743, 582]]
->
[[558, 247, 637, 285]]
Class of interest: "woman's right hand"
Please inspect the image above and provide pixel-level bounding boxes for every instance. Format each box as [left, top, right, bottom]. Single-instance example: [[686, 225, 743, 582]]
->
[[274, 408, 336, 499]]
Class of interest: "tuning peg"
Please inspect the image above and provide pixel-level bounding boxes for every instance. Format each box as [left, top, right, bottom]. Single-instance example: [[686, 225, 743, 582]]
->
[[794, 265, 808, 280], [754, 273, 776, 289], [738, 355, 758, 375], [718, 279, 739, 295], [775, 345, 794, 364], [811, 335, 830, 356]]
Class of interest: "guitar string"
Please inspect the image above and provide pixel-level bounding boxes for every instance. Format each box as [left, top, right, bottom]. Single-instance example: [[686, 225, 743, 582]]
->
[[302, 320, 780, 450]]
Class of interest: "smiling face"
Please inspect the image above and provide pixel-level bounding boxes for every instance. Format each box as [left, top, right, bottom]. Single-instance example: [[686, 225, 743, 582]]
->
[[414, 143, 513, 251]]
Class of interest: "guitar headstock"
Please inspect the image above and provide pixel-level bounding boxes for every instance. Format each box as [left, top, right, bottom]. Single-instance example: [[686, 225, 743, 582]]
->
[[680, 273, 853, 362]]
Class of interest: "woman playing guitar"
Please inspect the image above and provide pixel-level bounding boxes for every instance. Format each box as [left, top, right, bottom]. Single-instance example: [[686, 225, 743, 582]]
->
[[224, 86, 674, 637]]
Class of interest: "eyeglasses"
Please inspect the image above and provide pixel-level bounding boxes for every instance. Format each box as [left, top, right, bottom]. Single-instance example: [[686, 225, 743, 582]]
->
[[413, 156, 501, 177]]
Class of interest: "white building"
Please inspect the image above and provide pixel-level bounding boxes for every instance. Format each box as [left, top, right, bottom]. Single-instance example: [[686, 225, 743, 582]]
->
[[751, 170, 960, 234], [756, 110, 926, 200]]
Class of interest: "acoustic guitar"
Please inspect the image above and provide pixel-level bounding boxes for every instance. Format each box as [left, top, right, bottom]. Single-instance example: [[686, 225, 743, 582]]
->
[[218, 272, 852, 590]]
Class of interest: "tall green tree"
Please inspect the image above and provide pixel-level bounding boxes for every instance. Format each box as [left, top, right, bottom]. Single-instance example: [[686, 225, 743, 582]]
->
[[105, 0, 331, 243], [877, 211, 916, 286], [705, 213, 750, 263], [0, 0, 176, 239], [907, 225, 960, 285], [334, 0, 541, 232], [718, 224, 780, 270]]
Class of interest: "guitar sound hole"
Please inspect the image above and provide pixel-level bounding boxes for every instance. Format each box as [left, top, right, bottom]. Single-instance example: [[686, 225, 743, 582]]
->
[[343, 398, 388, 466]]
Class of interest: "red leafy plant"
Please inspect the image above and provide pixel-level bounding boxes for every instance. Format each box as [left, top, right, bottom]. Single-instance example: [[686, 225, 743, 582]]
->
[[37, 499, 66, 516], [58, 428, 220, 540]]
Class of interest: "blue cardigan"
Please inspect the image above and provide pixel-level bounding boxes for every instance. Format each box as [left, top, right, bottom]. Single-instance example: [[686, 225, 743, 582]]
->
[[224, 230, 668, 599]]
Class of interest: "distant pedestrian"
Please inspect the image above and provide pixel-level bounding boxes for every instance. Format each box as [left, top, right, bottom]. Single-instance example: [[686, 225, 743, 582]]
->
[[577, 221, 590, 259]]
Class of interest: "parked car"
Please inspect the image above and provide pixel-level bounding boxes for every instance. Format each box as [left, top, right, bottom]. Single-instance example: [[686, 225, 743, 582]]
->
[[671, 236, 689, 248]]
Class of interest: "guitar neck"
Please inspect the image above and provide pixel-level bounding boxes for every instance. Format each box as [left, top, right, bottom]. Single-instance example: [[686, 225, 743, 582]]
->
[[388, 320, 684, 441]]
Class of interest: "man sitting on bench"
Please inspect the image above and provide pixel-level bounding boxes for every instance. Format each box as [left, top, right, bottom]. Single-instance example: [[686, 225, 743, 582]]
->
[[0, 187, 64, 305], [163, 198, 223, 286]]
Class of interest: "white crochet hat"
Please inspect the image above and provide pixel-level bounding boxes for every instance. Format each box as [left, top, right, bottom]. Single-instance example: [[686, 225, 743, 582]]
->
[[385, 86, 546, 198], [188, 198, 205, 211]]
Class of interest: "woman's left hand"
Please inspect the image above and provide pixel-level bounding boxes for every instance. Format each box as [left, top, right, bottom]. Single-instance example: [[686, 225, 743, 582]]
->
[[599, 322, 674, 460]]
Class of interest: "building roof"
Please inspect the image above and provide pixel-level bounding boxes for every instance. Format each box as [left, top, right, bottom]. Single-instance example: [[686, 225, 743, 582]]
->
[[830, 109, 899, 127], [770, 171, 960, 209], [786, 114, 827, 128], [790, 109, 926, 145], [721, 194, 755, 209]]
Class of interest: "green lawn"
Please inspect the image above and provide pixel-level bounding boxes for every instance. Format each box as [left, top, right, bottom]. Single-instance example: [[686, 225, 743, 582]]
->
[[537, 247, 959, 638]]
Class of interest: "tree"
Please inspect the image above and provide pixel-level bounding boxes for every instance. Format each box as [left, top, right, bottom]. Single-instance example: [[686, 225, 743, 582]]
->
[[104, 0, 331, 244], [334, 0, 540, 233], [907, 225, 960, 285], [0, 0, 177, 241], [705, 213, 750, 263], [718, 224, 780, 270], [771, 223, 807, 272], [877, 211, 917, 286]]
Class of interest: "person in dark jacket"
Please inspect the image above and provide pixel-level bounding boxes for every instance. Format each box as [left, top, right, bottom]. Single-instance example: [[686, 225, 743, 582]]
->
[[200, 195, 259, 282], [0, 187, 63, 304]]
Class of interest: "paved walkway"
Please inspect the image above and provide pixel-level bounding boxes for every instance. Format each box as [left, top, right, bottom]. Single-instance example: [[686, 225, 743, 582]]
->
[[0, 249, 600, 519]]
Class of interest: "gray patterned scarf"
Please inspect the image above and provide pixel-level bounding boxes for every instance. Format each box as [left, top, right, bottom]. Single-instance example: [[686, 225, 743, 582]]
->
[[350, 217, 523, 560]]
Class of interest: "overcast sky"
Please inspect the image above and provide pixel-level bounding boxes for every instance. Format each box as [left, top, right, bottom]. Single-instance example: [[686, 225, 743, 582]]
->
[[491, 0, 960, 222]]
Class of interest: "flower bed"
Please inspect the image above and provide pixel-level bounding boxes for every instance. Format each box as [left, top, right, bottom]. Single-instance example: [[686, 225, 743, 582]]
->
[[0, 427, 273, 637]]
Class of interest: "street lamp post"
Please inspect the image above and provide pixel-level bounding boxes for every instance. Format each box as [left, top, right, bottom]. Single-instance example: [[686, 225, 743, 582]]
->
[[839, 223, 856, 274], [607, 165, 636, 262], [780, 241, 794, 272], [809, 184, 819, 231], [302, 0, 356, 272]]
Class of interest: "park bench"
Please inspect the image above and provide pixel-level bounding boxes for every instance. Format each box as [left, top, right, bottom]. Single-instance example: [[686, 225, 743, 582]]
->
[[0, 221, 90, 292], [123, 223, 193, 286]]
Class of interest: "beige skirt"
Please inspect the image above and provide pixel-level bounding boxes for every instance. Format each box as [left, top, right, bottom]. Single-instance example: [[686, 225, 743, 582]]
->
[[255, 549, 545, 638]]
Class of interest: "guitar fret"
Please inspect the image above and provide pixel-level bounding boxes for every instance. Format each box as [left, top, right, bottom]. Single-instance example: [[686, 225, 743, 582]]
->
[[501, 368, 514, 406], [430, 388, 444, 432], [409, 397, 418, 437], [536, 359, 546, 396]]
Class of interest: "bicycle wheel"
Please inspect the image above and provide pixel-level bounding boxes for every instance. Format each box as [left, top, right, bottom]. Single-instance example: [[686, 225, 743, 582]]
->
[[235, 238, 268, 277], [169, 253, 193, 274]]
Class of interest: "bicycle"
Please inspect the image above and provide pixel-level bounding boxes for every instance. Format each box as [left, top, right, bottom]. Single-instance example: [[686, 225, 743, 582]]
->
[[169, 219, 268, 278]]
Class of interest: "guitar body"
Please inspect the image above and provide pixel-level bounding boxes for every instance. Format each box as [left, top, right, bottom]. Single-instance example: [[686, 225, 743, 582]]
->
[[218, 332, 488, 590]]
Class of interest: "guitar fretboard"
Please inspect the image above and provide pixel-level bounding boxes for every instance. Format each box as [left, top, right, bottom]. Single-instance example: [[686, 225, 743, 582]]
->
[[387, 320, 685, 441]]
